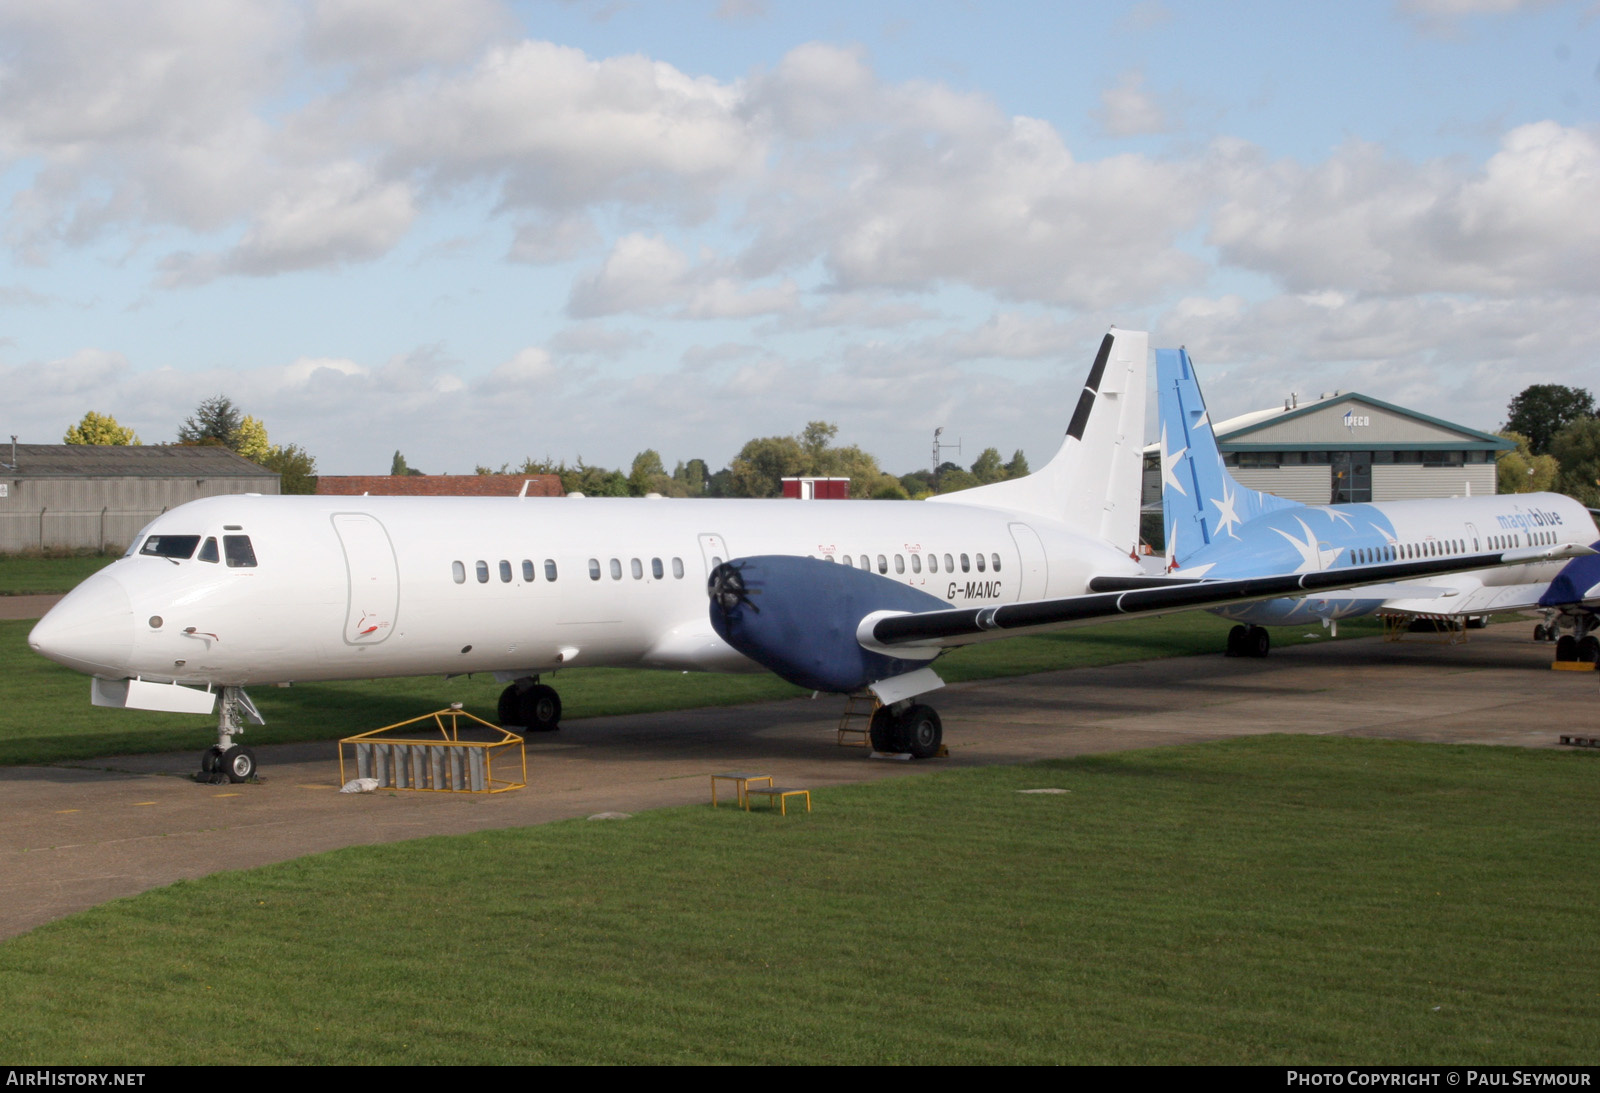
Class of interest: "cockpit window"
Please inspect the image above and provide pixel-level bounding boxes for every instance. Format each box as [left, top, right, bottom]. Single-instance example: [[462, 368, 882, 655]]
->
[[223, 535, 258, 568], [140, 535, 201, 560], [198, 538, 220, 563]]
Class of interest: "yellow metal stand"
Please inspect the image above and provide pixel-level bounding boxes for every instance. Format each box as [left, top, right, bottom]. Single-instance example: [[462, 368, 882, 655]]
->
[[1380, 613, 1466, 644], [743, 786, 812, 815], [837, 692, 880, 747], [711, 772, 772, 808], [339, 706, 526, 793], [1551, 661, 1595, 672]]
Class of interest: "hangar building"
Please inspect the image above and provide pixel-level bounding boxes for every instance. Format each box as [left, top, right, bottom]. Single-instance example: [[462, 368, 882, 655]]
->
[[0, 443, 278, 554], [1143, 390, 1514, 510]]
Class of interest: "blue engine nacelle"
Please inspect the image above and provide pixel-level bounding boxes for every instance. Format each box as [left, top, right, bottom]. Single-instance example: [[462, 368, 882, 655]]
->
[[1540, 542, 1600, 609], [707, 555, 948, 693]]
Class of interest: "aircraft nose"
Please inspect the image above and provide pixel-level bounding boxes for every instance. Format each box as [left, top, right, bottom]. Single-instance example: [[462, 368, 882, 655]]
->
[[28, 570, 136, 677]]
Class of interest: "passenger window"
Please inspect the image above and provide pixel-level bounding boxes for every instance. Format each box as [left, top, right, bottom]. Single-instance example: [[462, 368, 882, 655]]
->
[[452, 561, 466, 584], [672, 557, 684, 579], [960, 553, 970, 572], [910, 554, 922, 573], [944, 553, 954, 572], [476, 560, 489, 583], [877, 554, 888, 574], [992, 553, 1001, 572], [545, 559, 558, 581], [928, 554, 938, 573], [198, 538, 219, 563], [223, 536, 258, 568], [631, 558, 643, 580], [523, 560, 535, 582], [610, 558, 622, 580], [588, 558, 601, 581], [140, 535, 201, 560], [840, 555, 852, 568], [894, 555, 905, 574], [652, 558, 664, 579], [859, 555, 869, 570], [976, 553, 986, 573], [499, 560, 512, 583]]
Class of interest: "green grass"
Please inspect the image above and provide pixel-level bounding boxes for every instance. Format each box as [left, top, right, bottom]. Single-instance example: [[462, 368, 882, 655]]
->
[[1, 736, 1595, 1064], [0, 551, 116, 595], [1, 613, 1383, 766]]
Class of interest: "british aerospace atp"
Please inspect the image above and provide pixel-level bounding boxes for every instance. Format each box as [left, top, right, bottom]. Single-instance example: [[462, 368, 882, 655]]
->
[[30, 329, 1588, 782], [1155, 346, 1599, 657]]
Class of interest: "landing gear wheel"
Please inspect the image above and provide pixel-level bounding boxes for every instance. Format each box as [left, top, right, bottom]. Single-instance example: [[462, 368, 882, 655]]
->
[[1225, 624, 1248, 657], [1579, 636, 1600, 664], [1555, 635, 1577, 662], [1533, 624, 1549, 642], [200, 745, 225, 775], [868, 706, 900, 752], [218, 745, 256, 783], [519, 684, 561, 732], [1248, 626, 1271, 658], [898, 704, 943, 759], [497, 684, 520, 727]]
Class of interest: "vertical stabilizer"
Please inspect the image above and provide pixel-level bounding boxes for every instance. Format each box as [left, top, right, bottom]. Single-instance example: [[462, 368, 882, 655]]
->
[[1157, 347, 1300, 568], [929, 329, 1148, 552]]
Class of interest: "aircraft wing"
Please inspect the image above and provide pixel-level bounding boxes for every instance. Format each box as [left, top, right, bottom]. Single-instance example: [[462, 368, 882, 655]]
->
[[1379, 580, 1553, 617], [708, 542, 1594, 697], [869, 542, 1594, 647]]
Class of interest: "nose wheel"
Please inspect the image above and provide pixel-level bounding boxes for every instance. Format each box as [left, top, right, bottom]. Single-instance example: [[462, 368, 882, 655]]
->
[[196, 686, 261, 784], [200, 744, 257, 784]]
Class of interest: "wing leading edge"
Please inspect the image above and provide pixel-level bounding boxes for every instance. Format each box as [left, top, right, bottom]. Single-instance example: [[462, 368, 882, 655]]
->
[[871, 542, 1595, 647]]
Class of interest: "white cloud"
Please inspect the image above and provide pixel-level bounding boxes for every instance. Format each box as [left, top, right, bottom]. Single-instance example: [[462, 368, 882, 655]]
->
[[1095, 70, 1169, 138], [567, 233, 797, 319], [1208, 123, 1600, 296]]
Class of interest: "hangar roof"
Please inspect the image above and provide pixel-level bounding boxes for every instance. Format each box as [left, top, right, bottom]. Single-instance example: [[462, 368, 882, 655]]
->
[[3, 443, 275, 478]]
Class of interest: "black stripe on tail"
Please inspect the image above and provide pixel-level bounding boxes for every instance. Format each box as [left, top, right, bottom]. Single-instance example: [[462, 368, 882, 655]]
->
[[1064, 332, 1115, 441]]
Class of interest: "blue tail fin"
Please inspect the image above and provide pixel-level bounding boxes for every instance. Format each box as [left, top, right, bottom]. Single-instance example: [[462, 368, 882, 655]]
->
[[1156, 347, 1300, 568]]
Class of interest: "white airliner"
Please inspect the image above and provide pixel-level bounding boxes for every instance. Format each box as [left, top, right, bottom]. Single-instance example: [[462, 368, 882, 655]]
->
[[1156, 347, 1600, 657], [28, 330, 1589, 782]]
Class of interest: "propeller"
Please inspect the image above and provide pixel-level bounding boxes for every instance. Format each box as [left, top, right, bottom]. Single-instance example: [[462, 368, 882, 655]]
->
[[708, 561, 759, 618]]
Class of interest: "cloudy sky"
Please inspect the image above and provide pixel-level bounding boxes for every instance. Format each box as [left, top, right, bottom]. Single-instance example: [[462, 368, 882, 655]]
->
[[2, 0, 1597, 476]]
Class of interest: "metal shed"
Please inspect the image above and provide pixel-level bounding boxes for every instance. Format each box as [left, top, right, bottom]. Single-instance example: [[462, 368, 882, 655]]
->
[[0, 443, 279, 554]]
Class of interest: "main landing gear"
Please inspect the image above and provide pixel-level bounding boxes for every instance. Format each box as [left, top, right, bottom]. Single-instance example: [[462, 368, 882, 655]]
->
[[1226, 624, 1271, 658], [197, 686, 258, 784], [867, 701, 943, 759], [498, 677, 562, 733]]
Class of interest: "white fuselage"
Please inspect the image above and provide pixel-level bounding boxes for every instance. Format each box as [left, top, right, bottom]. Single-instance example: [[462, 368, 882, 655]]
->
[[30, 492, 1141, 688]]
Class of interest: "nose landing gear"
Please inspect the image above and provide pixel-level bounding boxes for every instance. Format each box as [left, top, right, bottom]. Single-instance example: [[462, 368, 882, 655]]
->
[[197, 686, 262, 784]]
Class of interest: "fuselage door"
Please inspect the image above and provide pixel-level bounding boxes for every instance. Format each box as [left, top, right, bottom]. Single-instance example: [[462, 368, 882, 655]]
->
[[698, 533, 730, 577], [1466, 522, 1479, 552], [332, 513, 399, 646], [1008, 523, 1048, 601]]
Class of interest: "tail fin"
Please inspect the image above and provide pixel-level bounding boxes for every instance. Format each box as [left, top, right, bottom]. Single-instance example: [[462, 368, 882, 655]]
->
[[1156, 347, 1299, 568], [929, 328, 1148, 551]]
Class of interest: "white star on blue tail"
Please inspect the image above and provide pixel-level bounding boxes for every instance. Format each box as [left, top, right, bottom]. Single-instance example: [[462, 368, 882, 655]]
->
[[1211, 480, 1242, 539], [1159, 423, 1188, 497]]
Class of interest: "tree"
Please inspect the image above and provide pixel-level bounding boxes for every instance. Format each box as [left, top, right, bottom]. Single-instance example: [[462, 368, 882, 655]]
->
[[800, 421, 838, 472], [178, 395, 243, 449], [970, 447, 1006, 484], [391, 450, 425, 476], [234, 415, 272, 463], [261, 443, 317, 494], [1505, 385, 1596, 455], [727, 435, 805, 498], [1494, 431, 1558, 494], [1551, 418, 1600, 507], [1005, 449, 1030, 478], [673, 458, 709, 496], [63, 411, 139, 446], [629, 449, 682, 496]]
